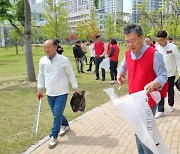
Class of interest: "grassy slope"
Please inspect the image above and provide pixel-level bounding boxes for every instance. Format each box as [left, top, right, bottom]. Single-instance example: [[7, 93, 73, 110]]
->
[[0, 45, 128, 154]]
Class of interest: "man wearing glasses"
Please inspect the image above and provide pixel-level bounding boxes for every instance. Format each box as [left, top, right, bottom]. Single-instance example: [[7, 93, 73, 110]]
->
[[117, 24, 167, 154], [155, 31, 180, 118]]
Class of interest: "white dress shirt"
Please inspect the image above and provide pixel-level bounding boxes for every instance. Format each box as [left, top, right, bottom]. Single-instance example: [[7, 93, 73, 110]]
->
[[38, 53, 78, 96], [156, 43, 180, 77], [88, 44, 95, 57]]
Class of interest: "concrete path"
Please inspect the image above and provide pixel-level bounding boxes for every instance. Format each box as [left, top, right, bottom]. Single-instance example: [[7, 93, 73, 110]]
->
[[31, 90, 180, 154]]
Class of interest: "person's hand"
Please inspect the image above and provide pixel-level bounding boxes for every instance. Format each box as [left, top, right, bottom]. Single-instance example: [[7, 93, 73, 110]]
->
[[37, 90, 43, 100], [144, 82, 155, 94], [75, 89, 81, 95], [117, 73, 125, 85]]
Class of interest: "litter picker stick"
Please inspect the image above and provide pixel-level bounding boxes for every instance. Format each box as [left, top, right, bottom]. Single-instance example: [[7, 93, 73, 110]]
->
[[35, 98, 42, 134], [32, 98, 42, 137]]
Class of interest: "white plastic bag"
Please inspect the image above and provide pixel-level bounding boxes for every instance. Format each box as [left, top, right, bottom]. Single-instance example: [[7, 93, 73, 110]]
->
[[104, 88, 169, 154], [100, 58, 110, 71]]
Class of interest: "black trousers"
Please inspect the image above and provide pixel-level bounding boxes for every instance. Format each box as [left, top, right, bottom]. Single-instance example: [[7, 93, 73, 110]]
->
[[110, 61, 118, 80], [158, 76, 175, 112], [83, 54, 88, 64], [95, 57, 105, 79], [88, 57, 95, 71]]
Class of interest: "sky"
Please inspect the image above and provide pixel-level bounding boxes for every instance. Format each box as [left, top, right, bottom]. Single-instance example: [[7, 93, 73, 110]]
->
[[36, 0, 131, 13]]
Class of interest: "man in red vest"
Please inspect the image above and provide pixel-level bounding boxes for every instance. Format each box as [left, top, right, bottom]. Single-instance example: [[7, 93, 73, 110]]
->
[[94, 35, 106, 81], [117, 24, 167, 154], [108, 39, 120, 84]]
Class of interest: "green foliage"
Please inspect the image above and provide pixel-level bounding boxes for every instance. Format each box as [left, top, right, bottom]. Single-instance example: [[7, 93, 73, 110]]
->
[[9, 27, 23, 43], [103, 13, 118, 40], [40, 1, 69, 40], [76, 22, 89, 40], [15, 0, 24, 27], [0, 0, 12, 20], [76, 9, 100, 40], [116, 12, 129, 40], [0, 0, 24, 36], [137, 0, 180, 39], [94, 0, 99, 9]]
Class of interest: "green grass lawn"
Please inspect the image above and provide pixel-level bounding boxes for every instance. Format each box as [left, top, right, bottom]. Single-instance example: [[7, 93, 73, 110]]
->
[[0, 45, 128, 154]]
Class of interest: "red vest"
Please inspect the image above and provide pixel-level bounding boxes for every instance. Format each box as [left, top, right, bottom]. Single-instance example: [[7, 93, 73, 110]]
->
[[94, 41, 105, 56], [160, 82, 168, 98], [125, 47, 157, 108], [107, 43, 111, 55], [110, 44, 120, 61]]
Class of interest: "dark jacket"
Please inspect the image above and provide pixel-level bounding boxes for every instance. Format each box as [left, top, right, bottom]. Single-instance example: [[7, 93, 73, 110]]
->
[[73, 45, 84, 58], [57, 45, 63, 55]]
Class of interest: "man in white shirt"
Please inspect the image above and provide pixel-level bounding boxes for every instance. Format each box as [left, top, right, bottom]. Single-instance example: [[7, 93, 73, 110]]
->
[[37, 39, 81, 149], [156, 31, 180, 118], [87, 40, 95, 71]]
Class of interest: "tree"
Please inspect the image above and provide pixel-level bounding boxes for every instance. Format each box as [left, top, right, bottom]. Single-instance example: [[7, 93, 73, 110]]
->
[[103, 13, 118, 40], [137, 0, 180, 39], [0, 0, 36, 81], [116, 12, 129, 41], [94, 0, 99, 9], [76, 9, 100, 40], [76, 21, 89, 40], [167, 0, 180, 39], [24, 0, 36, 81], [86, 9, 100, 39], [40, 0, 69, 40], [9, 27, 23, 54]]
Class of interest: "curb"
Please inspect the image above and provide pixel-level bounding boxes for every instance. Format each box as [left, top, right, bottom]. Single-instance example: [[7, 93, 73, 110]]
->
[[23, 102, 109, 154]]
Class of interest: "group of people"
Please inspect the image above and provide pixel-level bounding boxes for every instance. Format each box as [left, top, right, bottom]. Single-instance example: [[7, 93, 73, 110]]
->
[[36, 23, 180, 153], [73, 35, 120, 83]]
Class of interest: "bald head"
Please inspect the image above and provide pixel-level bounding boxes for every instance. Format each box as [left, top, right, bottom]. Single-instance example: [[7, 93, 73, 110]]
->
[[144, 38, 152, 46], [43, 39, 57, 58]]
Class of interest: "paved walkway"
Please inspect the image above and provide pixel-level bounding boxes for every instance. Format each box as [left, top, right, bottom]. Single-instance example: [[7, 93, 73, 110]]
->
[[31, 90, 180, 154]]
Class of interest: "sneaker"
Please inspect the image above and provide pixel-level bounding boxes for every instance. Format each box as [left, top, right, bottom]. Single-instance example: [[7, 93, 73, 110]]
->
[[168, 106, 175, 112], [86, 69, 91, 72], [49, 136, 57, 149], [155, 112, 163, 119], [60, 126, 70, 136], [81, 71, 85, 73], [96, 78, 99, 80], [102, 79, 105, 81], [109, 80, 115, 84]]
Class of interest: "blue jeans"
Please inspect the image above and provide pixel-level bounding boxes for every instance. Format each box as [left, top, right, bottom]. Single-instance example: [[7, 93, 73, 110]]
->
[[47, 94, 69, 138], [136, 105, 157, 154]]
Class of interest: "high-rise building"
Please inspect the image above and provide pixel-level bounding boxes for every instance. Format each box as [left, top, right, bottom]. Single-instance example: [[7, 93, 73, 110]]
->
[[61, 0, 123, 32], [104, 0, 123, 13], [131, 0, 160, 23]]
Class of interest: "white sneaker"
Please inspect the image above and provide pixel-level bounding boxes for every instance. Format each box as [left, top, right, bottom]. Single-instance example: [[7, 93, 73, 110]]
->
[[49, 136, 57, 149], [60, 126, 70, 136], [109, 81, 115, 84], [155, 112, 163, 119], [168, 106, 175, 112]]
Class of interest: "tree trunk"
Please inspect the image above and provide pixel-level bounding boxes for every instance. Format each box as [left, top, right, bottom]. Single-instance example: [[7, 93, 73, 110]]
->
[[24, 0, 36, 81], [15, 39, 18, 55]]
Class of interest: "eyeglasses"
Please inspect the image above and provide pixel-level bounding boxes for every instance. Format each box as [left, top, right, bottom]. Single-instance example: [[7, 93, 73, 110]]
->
[[157, 38, 166, 42], [125, 39, 138, 45]]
